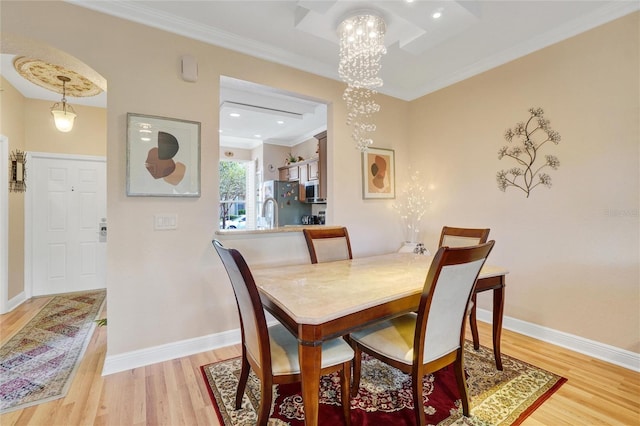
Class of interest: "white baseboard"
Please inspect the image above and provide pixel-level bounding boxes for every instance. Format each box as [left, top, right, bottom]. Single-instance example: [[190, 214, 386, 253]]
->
[[102, 312, 640, 375], [102, 328, 241, 376], [476, 308, 640, 372]]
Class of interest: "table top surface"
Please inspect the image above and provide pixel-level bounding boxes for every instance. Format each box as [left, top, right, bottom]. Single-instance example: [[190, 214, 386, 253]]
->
[[254, 252, 508, 325]]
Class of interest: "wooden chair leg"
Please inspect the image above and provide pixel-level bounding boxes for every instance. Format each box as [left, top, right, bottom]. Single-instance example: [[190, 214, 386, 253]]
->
[[340, 361, 352, 426], [470, 292, 480, 350], [257, 377, 273, 426], [351, 344, 362, 398], [453, 357, 470, 417], [235, 349, 250, 409], [411, 369, 426, 426]]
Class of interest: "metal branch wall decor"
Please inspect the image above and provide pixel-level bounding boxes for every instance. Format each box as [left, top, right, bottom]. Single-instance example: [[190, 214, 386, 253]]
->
[[9, 150, 27, 193], [497, 107, 561, 198]]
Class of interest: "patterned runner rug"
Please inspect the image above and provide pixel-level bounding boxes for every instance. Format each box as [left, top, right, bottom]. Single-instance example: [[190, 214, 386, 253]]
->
[[201, 341, 566, 425], [0, 290, 106, 414]]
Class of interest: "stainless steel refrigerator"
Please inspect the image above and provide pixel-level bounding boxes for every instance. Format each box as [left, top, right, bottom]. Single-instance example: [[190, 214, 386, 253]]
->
[[262, 180, 311, 227]]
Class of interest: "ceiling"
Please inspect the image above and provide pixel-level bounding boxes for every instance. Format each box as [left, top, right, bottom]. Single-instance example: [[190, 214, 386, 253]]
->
[[2, 1, 637, 149], [70, 0, 637, 101]]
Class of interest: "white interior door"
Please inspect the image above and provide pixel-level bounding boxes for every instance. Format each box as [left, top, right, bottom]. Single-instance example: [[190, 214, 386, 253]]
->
[[30, 154, 106, 296]]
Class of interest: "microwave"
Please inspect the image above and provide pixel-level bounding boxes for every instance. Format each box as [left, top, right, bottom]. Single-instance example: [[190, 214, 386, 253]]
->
[[304, 180, 324, 202]]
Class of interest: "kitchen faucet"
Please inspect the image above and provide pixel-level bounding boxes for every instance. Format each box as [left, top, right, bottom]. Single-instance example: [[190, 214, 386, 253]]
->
[[262, 197, 278, 229]]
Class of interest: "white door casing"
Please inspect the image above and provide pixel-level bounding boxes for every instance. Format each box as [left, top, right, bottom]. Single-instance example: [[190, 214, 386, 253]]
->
[[0, 136, 8, 313], [26, 152, 106, 297]]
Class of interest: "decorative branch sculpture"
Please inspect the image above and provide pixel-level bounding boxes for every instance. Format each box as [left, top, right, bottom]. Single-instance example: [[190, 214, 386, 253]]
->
[[393, 170, 429, 243], [497, 107, 561, 198]]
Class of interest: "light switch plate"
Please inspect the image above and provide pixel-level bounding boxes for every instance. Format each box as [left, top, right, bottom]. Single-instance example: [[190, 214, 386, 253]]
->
[[154, 213, 178, 230]]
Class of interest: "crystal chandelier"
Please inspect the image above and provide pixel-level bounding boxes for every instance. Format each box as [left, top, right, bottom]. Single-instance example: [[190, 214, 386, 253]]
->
[[337, 13, 387, 151]]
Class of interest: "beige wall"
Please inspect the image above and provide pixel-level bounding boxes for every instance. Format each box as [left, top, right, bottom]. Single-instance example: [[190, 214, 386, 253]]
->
[[2, 2, 638, 358], [1, 76, 26, 300], [24, 99, 106, 156], [1, 1, 408, 356], [408, 12, 639, 351]]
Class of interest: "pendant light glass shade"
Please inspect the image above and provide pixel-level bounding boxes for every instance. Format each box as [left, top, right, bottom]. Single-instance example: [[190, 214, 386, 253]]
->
[[50, 75, 77, 132], [51, 103, 77, 132]]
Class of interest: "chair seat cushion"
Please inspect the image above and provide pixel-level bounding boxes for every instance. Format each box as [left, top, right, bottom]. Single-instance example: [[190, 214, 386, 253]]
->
[[350, 313, 462, 365], [350, 313, 418, 365], [268, 323, 354, 375]]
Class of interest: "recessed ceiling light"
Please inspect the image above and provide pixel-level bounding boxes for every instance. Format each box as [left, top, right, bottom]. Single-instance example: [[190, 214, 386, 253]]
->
[[432, 9, 443, 19], [219, 129, 223, 133], [254, 134, 262, 138], [229, 112, 240, 117], [141, 137, 151, 142], [277, 120, 284, 124]]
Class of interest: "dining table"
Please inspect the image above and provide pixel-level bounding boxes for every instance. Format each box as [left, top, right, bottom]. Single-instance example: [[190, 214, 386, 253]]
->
[[253, 252, 508, 426]]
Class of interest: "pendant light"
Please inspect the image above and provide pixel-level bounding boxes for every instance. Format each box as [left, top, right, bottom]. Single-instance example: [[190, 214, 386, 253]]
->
[[50, 75, 77, 132]]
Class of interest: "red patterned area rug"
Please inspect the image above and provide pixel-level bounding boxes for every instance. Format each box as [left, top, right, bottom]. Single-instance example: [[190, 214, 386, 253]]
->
[[201, 341, 566, 425], [0, 290, 106, 414]]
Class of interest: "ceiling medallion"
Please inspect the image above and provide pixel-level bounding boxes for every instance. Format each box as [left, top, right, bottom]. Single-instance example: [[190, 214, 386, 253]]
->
[[337, 13, 387, 151], [13, 57, 103, 97]]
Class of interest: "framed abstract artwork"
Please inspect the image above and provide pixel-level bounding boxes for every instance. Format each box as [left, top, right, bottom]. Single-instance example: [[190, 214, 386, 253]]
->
[[126, 113, 201, 197], [362, 147, 395, 199]]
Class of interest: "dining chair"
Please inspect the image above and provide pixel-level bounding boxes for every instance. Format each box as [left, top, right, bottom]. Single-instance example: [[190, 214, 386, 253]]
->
[[212, 240, 353, 426], [438, 226, 490, 356], [303, 227, 353, 264], [349, 241, 495, 425], [438, 226, 490, 248]]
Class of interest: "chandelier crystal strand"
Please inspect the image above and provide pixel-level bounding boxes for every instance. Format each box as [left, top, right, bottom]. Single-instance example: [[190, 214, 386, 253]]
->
[[338, 14, 386, 151]]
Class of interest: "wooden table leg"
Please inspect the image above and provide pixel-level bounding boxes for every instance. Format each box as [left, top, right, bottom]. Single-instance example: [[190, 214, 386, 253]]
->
[[299, 342, 321, 426], [492, 281, 505, 371]]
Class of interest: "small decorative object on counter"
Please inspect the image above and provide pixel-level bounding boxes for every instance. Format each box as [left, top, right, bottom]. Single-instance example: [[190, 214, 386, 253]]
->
[[398, 241, 430, 254], [413, 243, 430, 255]]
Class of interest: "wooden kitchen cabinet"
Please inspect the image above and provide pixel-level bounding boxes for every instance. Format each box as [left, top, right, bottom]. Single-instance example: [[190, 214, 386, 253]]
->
[[307, 160, 319, 181], [276, 131, 326, 200], [315, 131, 327, 200], [279, 160, 317, 183], [278, 164, 300, 181], [299, 163, 309, 183]]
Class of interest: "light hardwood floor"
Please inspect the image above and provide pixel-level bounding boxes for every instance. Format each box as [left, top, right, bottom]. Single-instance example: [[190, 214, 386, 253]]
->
[[1, 296, 638, 425]]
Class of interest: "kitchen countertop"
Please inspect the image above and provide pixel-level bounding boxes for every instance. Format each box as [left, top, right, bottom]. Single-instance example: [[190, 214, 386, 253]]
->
[[215, 225, 341, 236]]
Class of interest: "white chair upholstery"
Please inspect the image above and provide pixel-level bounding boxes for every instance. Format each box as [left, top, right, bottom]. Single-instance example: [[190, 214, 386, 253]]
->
[[268, 323, 353, 375], [311, 237, 351, 263], [303, 227, 353, 264], [441, 234, 484, 247]]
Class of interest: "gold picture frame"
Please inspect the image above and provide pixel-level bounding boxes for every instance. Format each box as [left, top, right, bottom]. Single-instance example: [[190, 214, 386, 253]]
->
[[362, 147, 395, 199]]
